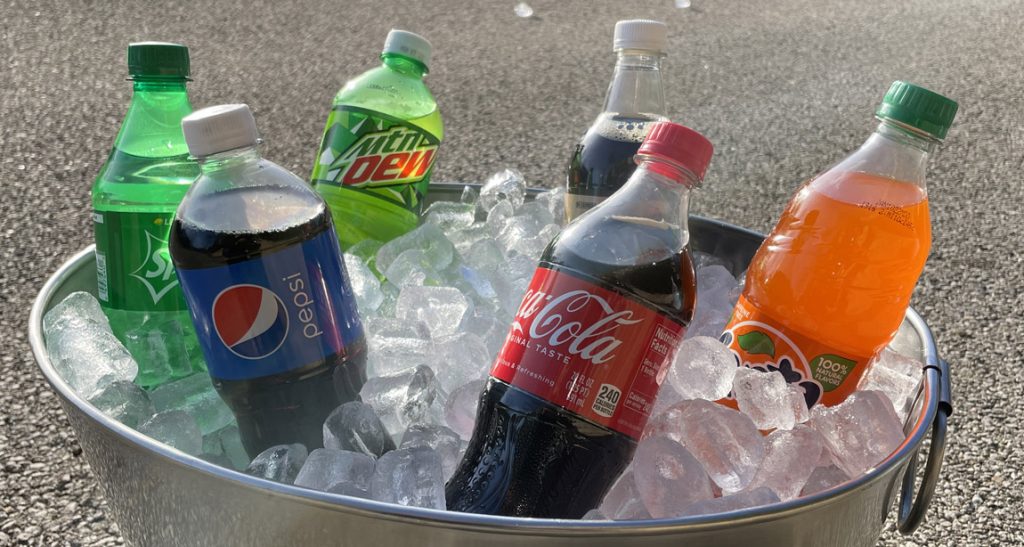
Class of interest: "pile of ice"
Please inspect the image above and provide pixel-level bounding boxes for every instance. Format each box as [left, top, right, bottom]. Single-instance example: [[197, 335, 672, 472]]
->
[[43, 168, 925, 517]]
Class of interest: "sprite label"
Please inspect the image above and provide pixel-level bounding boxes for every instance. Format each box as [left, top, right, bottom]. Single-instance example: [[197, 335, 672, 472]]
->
[[93, 210, 188, 312], [311, 105, 440, 213]]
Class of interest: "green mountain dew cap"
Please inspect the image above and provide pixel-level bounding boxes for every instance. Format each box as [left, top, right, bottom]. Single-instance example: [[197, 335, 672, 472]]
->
[[128, 42, 190, 79], [875, 81, 958, 140]]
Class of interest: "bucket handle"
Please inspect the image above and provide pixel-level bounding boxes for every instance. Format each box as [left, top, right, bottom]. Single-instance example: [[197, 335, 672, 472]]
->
[[898, 358, 953, 535]]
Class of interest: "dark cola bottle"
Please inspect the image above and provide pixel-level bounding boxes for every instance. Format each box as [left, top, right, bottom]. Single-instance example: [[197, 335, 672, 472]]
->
[[564, 19, 668, 221], [446, 122, 713, 518], [170, 104, 367, 457]]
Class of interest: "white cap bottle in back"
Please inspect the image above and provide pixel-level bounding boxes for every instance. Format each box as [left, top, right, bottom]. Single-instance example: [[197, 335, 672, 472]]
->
[[383, 29, 432, 67], [613, 19, 668, 52], [181, 104, 259, 158]]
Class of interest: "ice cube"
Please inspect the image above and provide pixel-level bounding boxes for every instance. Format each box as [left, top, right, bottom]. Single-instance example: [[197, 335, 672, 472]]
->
[[744, 425, 825, 501], [693, 251, 730, 271], [533, 186, 566, 223], [430, 332, 490, 392], [479, 169, 526, 212], [344, 254, 385, 312], [123, 315, 195, 380], [460, 185, 479, 205], [150, 373, 235, 435], [384, 249, 445, 288], [800, 464, 850, 496], [668, 399, 766, 493], [376, 223, 455, 274], [395, 286, 470, 339], [446, 222, 491, 255], [485, 200, 515, 236], [294, 448, 376, 492], [581, 509, 607, 520], [858, 353, 921, 422], [45, 298, 138, 398], [445, 379, 486, 440], [87, 380, 155, 429], [42, 291, 109, 332], [652, 382, 687, 416], [887, 319, 924, 362], [682, 487, 780, 516], [808, 390, 905, 477], [366, 331, 432, 378], [424, 201, 476, 234], [359, 366, 443, 438], [684, 306, 732, 340], [462, 239, 505, 273], [697, 264, 737, 294], [202, 425, 249, 470], [138, 410, 202, 456], [245, 443, 308, 484], [323, 401, 397, 458], [327, 481, 372, 499], [399, 423, 462, 480], [633, 435, 715, 518], [346, 239, 384, 268], [668, 336, 738, 401], [513, 2, 534, 18], [369, 446, 446, 509], [733, 367, 802, 431], [599, 468, 650, 520]]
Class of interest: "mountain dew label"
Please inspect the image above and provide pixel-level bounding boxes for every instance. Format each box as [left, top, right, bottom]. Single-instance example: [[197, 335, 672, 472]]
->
[[722, 295, 869, 408], [93, 210, 188, 312], [312, 105, 440, 213]]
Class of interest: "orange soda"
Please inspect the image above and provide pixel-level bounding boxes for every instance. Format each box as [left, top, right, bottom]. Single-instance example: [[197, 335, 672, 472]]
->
[[722, 81, 958, 408]]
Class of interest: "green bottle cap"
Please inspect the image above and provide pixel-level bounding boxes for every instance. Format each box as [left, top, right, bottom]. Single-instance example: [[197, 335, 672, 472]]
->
[[128, 42, 190, 79], [875, 81, 958, 140]]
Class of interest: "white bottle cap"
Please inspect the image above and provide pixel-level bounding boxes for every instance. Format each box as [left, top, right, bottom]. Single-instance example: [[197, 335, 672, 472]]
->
[[383, 29, 432, 67], [181, 104, 259, 158], [613, 19, 668, 52]]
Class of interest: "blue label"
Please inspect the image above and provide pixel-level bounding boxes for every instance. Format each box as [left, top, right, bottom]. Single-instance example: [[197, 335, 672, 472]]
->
[[177, 228, 364, 380]]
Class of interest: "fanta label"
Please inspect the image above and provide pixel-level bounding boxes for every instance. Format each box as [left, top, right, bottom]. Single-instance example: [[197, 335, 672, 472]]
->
[[490, 266, 686, 440], [722, 295, 870, 408], [176, 229, 364, 380]]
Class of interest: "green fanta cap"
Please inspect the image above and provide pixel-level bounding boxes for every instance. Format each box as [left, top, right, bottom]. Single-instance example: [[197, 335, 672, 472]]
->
[[128, 42, 190, 79], [875, 81, 958, 140]]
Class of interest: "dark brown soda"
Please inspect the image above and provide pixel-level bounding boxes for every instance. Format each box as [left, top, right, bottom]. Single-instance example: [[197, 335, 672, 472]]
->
[[445, 234, 696, 518]]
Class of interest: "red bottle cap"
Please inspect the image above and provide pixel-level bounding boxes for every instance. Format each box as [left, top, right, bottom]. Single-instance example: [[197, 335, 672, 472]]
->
[[637, 121, 714, 183]]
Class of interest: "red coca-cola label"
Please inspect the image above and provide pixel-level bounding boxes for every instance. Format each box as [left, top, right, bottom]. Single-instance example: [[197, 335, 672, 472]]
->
[[490, 266, 686, 440]]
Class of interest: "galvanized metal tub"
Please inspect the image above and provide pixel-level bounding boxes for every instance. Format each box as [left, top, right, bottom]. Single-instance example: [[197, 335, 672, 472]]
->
[[28, 184, 953, 547]]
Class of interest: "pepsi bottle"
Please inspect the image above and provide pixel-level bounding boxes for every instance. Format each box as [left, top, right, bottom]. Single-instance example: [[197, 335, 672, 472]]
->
[[169, 104, 367, 457], [446, 122, 713, 518]]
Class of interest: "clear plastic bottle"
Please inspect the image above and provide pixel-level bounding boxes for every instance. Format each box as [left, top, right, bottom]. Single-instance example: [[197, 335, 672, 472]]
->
[[723, 81, 959, 408], [564, 19, 669, 221], [311, 29, 444, 249]]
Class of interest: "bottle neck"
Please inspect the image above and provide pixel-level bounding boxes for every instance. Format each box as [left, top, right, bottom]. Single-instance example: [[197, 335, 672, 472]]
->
[[382, 53, 427, 77], [602, 49, 666, 118], [834, 119, 938, 189], [113, 78, 192, 158], [196, 146, 262, 174]]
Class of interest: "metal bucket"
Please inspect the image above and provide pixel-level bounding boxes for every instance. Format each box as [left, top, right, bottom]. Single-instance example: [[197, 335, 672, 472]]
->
[[28, 184, 953, 547]]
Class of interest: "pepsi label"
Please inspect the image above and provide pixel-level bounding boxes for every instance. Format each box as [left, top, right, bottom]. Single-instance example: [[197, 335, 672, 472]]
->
[[176, 228, 363, 380]]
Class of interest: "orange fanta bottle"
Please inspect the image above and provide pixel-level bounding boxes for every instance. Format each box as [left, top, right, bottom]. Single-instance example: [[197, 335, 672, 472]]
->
[[722, 81, 958, 408]]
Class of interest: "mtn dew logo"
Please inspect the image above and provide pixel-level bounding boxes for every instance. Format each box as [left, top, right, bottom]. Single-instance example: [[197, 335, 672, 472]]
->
[[312, 106, 440, 211]]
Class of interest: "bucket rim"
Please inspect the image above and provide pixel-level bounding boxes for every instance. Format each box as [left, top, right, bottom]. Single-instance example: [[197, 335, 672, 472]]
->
[[28, 234, 941, 536]]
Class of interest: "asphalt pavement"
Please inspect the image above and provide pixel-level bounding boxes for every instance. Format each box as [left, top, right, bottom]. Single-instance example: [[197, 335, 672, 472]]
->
[[2, 0, 1023, 545]]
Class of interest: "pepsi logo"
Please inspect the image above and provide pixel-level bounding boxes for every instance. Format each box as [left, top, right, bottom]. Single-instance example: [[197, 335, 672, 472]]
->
[[212, 284, 289, 360]]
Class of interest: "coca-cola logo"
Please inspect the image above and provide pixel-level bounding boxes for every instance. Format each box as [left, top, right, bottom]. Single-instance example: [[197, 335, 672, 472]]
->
[[513, 289, 643, 365]]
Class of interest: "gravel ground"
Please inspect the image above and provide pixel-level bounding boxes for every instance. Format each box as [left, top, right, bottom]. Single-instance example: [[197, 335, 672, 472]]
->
[[2, 0, 1022, 545]]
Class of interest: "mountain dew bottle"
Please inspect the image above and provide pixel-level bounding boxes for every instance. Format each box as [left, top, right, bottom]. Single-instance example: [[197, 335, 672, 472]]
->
[[92, 42, 205, 388], [311, 29, 444, 249]]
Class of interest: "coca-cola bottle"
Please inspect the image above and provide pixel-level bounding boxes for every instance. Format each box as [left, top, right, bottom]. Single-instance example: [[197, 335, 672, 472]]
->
[[564, 19, 669, 221], [446, 122, 713, 518]]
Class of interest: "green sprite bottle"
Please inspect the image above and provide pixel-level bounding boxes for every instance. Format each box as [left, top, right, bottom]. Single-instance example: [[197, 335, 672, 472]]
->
[[91, 42, 204, 388], [311, 29, 444, 249]]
